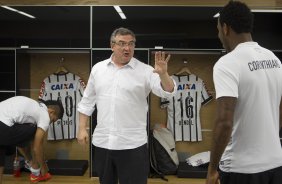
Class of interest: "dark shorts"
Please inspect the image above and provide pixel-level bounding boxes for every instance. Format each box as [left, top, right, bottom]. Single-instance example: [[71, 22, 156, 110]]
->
[[93, 144, 149, 184], [219, 166, 282, 184], [0, 122, 36, 166]]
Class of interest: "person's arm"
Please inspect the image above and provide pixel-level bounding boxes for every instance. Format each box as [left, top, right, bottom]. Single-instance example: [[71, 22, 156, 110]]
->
[[159, 73, 175, 93], [279, 98, 282, 130], [206, 97, 236, 184], [77, 112, 90, 146], [31, 127, 48, 175], [153, 51, 174, 92], [17, 146, 32, 162]]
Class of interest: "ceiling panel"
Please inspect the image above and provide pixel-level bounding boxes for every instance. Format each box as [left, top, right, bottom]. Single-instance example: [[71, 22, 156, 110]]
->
[[0, 6, 89, 21], [0, 6, 221, 21]]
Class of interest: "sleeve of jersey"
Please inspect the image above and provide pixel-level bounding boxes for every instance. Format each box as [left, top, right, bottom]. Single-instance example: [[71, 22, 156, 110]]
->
[[75, 77, 86, 124], [37, 111, 50, 132], [77, 71, 96, 116], [201, 80, 213, 106], [213, 62, 239, 99], [38, 78, 48, 101], [77, 77, 86, 98]]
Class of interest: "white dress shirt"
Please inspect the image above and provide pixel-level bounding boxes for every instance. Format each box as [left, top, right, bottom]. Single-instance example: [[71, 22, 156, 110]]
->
[[78, 56, 176, 150]]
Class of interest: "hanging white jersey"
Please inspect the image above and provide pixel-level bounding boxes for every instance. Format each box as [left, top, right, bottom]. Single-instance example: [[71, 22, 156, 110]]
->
[[161, 74, 212, 142], [39, 72, 86, 140]]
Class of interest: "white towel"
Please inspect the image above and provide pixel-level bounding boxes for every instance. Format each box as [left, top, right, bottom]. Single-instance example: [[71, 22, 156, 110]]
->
[[186, 151, 210, 166]]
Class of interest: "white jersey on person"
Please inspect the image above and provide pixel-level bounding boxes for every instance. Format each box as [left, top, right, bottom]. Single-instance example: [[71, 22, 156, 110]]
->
[[214, 42, 282, 173], [161, 74, 213, 142], [39, 72, 86, 140], [0, 96, 50, 131]]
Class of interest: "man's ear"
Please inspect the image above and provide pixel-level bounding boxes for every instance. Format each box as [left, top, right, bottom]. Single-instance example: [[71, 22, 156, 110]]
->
[[110, 42, 115, 51], [222, 23, 229, 36], [48, 108, 55, 114]]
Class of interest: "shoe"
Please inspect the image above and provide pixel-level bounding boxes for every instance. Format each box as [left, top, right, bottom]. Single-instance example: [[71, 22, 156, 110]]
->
[[30, 173, 51, 183]]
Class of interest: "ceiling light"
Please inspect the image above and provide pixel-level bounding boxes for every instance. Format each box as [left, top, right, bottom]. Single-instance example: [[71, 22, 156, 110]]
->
[[251, 9, 282, 13], [213, 9, 282, 18], [1, 6, 36, 19], [113, 6, 126, 20], [119, 12, 126, 19], [114, 6, 122, 13], [213, 13, 219, 18]]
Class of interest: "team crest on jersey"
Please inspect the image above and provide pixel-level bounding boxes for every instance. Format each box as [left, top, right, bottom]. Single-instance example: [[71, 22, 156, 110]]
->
[[51, 83, 74, 90], [177, 83, 196, 91]]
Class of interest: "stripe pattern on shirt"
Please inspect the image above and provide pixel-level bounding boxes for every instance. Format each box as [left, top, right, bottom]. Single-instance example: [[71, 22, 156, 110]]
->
[[39, 72, 86, 140], [161, 74, 213, 142]]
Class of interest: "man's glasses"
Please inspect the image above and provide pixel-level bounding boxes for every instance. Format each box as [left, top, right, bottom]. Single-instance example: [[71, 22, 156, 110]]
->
[[113, 41, 136, 48]]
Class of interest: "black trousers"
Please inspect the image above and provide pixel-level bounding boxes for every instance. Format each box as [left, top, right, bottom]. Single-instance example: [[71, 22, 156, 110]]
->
[[0, 122, 36, 166], [94, 144, 149, 184], [219, 166, 282, 184]]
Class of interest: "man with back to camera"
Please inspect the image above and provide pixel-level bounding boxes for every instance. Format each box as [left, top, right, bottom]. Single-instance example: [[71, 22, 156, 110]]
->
[[206, 1, 282, 184], [77, 27, 176, 184], [0, 96, 64, 184]]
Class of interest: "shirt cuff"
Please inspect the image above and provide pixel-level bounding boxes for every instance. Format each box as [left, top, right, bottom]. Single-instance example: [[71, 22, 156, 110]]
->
[[77, 103, 95, 116]]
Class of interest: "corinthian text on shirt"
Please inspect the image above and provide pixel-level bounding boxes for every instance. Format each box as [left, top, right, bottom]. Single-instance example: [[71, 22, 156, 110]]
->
[[248, 59, 280, 71]]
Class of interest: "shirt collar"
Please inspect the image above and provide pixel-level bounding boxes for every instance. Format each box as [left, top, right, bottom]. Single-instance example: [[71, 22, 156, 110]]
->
[[236, 41, 258, 49]]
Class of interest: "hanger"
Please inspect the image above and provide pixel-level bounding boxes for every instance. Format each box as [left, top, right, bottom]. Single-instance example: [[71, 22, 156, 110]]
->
[[176, 67, 192, 75], [55, 57, 68, 74], [175, 59, 192, 75]]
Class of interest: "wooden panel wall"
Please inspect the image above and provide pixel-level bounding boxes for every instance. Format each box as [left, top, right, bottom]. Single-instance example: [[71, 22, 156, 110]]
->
[[0, 0, 281, 8], [28, 52, 90, 160], [149, 51, 220, 155], [26, 50, 218, 159]]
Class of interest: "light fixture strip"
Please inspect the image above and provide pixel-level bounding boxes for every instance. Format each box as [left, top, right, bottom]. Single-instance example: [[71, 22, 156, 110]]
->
[[214, 9, 282, 18], [1, 6, 36, 19], [251, 9, 282, 13], [119, 12, 126, 19], [1, 6, 17, 12], [114, 6, 122, 13], [114, 6, 126, 20]]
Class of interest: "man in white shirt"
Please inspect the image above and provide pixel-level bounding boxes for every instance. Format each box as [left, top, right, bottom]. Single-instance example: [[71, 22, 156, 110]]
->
[[206, 1, 282, 184], [0, 96, 64, 184], [77, 27, 176, 184]]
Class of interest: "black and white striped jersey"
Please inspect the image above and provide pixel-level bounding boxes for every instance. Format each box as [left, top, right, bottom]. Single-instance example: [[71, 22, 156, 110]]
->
[[39, 72, 86, 140], [161, 74, 213, 142]]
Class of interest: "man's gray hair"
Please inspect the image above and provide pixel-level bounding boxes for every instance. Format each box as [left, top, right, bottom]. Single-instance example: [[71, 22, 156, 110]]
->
[[110, 27, 136, 43]]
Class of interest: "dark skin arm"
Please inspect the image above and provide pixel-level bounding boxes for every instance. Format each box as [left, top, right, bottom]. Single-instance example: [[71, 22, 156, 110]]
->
[[206, 97, 237, 184], [31, 127, 48, 175]]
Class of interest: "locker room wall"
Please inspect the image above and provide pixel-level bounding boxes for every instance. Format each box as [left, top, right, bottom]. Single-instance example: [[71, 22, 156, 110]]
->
[[4, 0, 280, 175], [149, 51, 220, 156], [17, 51, 91, 160]]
